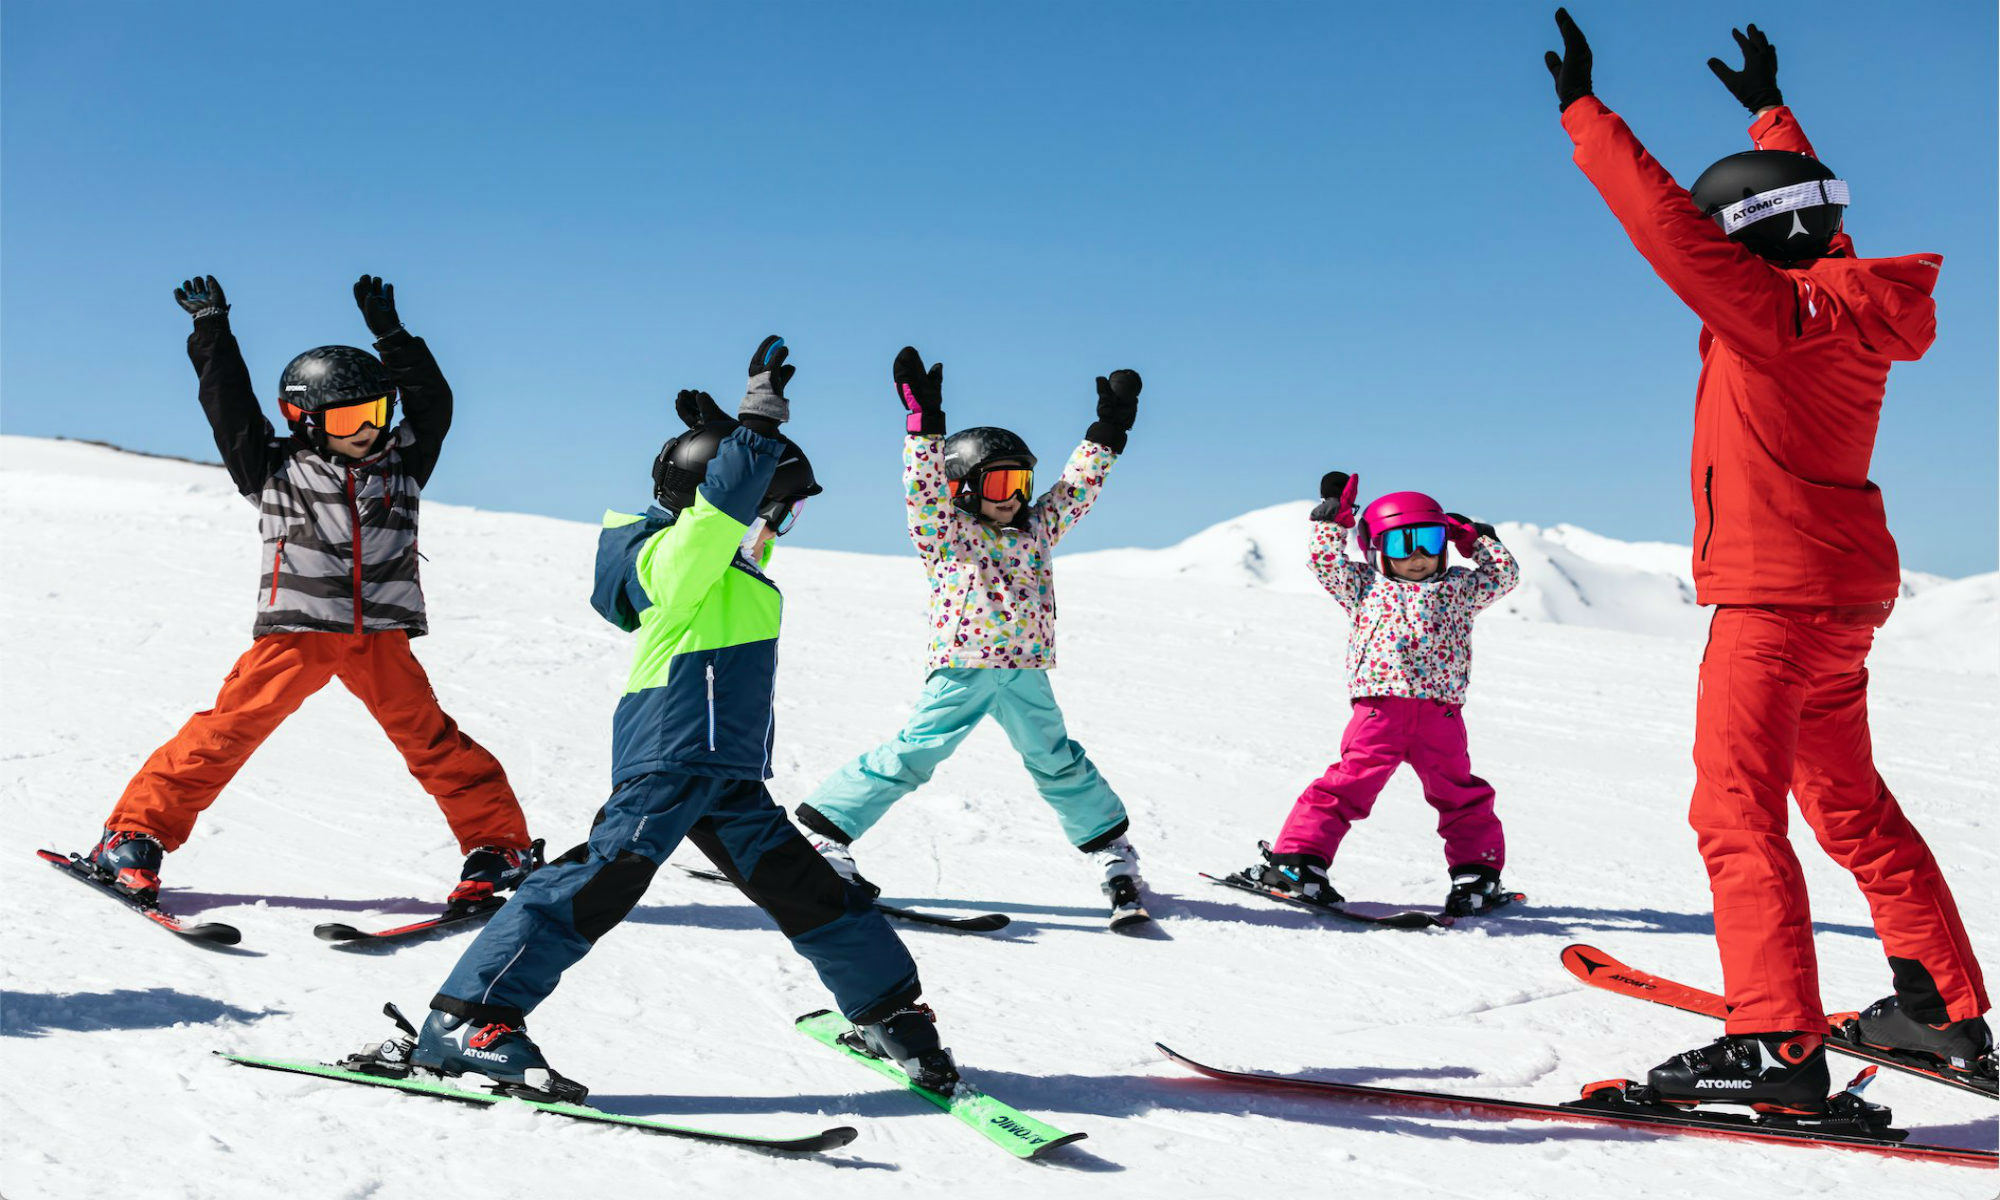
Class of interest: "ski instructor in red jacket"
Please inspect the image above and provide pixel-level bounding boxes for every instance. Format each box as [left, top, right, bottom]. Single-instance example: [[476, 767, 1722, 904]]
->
[[1547, 9, 1991, 1110]]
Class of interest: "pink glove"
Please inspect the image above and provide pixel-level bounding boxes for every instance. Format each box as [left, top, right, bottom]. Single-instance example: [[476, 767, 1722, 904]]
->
[[1443, 512, 1483, 557], [1311, 471, 1359, 527]]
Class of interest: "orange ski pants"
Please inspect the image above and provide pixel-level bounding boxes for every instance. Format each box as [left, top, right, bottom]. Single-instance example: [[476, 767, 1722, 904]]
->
[[106, 632, 529, 854], [1693, 604, 1986, 1033]]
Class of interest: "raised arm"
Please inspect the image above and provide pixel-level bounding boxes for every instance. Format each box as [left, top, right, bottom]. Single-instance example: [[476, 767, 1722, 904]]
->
[[1308, 472, 1369, 611], [1031, 368, 1138, 546], [1708, 24, 1857, 256], [1546, 10, 1804, 362], [353, 276, 453, 488], [1445, 514, 1520, 614], [176, 275, 284, 497], [893, 346, 974, 561], [639, 424, 782, 618]]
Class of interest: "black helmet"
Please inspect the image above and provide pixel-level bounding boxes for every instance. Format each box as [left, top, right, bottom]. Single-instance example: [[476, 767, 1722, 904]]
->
[[276, 345, 396, 449], [1690, 150, 1848, 263], [942, 427, 1036, 517], [652, 422, 824, 516]]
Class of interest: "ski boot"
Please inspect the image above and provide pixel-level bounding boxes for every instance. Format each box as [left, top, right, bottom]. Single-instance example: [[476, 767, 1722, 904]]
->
[[1089, 836, 1150, 931], [810, 836, 881, 900], [1443, 864, 1515, 917], [846, 1004, 959, 1094], [86, 828, 164, 904], [1234, 842, 1342, 909], [1645, 1031, 1830, 1112], [1845, 994, 1996, 1076], [447, 839, 544, 915], [405, 1007, 588, 1103]]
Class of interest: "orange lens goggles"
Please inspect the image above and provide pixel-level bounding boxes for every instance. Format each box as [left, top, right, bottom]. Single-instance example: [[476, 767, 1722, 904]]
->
[[972, 467, 1033, 503], [282, 395, 390, 438]]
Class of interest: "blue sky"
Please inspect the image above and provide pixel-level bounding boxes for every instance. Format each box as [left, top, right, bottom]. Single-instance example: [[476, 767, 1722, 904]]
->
[[4, 1, 1993, 574]]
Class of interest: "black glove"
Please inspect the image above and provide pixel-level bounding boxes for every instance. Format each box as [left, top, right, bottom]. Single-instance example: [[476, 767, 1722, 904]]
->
[[1707, 24, 1782, 115], [1086, 368, 1141, 453], [894, 345, 946, 436], [174, 275, 229, 325], [353, 275, 404, 339], [1311, 471, 1359, 526], [740, 334, 794, 428], [674, 389, 733, 429], [1545, 8, 1594, 112]]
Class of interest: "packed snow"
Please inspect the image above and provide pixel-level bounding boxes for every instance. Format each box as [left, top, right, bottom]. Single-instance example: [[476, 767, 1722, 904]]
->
[[2, 436, 1993, 1198]]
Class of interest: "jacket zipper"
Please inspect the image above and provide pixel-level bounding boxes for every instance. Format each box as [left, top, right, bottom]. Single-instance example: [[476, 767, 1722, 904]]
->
[[705, 662, 717, 751], [346, 469, 365, 632], [268, 537, 286, 606], [1700, 465, 1715, 561]]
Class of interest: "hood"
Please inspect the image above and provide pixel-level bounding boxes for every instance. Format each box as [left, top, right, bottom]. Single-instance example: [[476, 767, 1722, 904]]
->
[[1803, 252, 1942, 362]]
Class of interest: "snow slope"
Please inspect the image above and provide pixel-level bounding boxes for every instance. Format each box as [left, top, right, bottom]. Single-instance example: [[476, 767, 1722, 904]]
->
[[2, 436, 1993, 1199]]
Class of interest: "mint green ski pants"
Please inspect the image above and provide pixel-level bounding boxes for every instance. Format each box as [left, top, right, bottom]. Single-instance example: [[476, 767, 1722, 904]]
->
[[800, 668, 1127, 850]]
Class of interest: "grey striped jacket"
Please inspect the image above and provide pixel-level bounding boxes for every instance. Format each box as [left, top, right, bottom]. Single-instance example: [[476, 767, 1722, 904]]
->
[[189, 321, 452, 637]]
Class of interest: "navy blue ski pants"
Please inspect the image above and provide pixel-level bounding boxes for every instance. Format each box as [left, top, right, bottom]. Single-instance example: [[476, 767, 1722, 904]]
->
[[432, 770, 922, 1026]]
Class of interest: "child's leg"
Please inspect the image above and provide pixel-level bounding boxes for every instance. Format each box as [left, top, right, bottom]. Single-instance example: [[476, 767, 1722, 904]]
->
[[1789, 628, 1987, 1023], [985, 669, 1128, 849], [1271, 700, 1409, 863], [337, 632, 530, 855], [1404, 702, 1505, 872], [431, 771, 717, 1025], [796, 670, 992, 842], [105, 635, 340, 850], [689, 784, 923, 1023]]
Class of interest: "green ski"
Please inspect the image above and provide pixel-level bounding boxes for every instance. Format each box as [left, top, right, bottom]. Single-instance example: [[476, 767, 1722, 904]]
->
[[217, 1052, 858, 1154], [793, 1010, 1086, 1159]]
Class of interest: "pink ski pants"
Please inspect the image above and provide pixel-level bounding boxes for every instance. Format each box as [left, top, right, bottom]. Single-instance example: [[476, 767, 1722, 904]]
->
[[1273, 696, 1504, 871]]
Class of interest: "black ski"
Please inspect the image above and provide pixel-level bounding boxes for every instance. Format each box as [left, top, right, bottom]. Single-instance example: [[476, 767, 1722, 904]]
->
[[1201, 871, 1452, 930], [36, 848, 242, 946], [1156, 1043, 1995, 1168], [677, 866, 1010, 932], [315, 898, 506, 947]]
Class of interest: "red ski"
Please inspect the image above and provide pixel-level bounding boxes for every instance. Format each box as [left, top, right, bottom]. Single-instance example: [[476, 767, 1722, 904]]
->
[[1561, 943, 1996, 1099], [1156, 1044, 1994, 1168]]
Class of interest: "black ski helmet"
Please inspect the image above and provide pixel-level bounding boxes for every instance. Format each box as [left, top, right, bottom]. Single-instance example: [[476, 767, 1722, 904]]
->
[[651, 422, 824, 515], [942, 427, 1036, 516], [276, 345, 396, 449], [1690, 150, 1848, 263]]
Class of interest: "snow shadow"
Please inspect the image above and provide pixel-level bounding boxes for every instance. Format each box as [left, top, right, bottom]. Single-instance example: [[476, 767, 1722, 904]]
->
[[625, 900, 1046, 941], [1, 987, 280, 1038], [1156, 892, 1878, 939], [168, 891, 441, 917]]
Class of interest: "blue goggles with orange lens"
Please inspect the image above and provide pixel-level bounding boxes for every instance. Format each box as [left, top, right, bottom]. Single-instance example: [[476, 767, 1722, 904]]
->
[[1381, 524, 1448, 559]]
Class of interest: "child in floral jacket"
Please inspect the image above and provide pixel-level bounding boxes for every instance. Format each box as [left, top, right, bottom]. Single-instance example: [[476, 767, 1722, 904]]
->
[[1233, 471, 1521, 917], [795, 346, 1151, 928]]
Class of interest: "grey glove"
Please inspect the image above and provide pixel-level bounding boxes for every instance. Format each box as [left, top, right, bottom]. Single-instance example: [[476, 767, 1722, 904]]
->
[[739, 334, 795, 428]]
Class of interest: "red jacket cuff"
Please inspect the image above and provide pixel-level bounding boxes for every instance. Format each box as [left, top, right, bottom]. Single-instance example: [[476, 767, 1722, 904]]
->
[[1559, 94, 1612, 140]]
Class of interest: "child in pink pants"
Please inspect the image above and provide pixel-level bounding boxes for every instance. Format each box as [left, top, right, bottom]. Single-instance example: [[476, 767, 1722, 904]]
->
[[1234, 472, 1520, 916]]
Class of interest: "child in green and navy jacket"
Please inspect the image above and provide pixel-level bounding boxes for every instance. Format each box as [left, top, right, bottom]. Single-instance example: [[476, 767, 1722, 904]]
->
[[405, 338, 958, 1099]]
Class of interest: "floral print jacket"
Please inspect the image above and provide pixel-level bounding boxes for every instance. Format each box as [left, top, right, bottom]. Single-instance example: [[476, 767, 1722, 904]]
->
[[1310, 521, 1520, 705], [905, 434, 1118, 670]]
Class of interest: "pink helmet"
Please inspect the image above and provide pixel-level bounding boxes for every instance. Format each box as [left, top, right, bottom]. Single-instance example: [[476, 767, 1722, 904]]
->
[[1357, 490, 1449, 566]]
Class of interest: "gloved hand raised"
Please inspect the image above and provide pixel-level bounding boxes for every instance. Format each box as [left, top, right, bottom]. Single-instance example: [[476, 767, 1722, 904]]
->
[[1707, 24, 1782, 115], [893, 345, 946, 436], [1443, 512, 1496, 557], [1086, 369, 1141, 453], [174, 275, 229, 326], [352, 275, 404, 339], [739, 334, 794, 432], [1544, 8, 1594, 112], [675, 388, 732, 430], [1310, 471, 1359, 526]]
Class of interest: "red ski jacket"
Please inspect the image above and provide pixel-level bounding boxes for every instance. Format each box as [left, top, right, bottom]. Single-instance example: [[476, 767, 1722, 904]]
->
[[1562, 98, 1938, 606]]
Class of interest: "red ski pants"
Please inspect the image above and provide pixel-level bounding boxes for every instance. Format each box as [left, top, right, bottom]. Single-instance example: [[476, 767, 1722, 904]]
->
[[1274, 697, 1505, 871], [1694, 605, 1987, 1032], [106, 632, 529, 854]]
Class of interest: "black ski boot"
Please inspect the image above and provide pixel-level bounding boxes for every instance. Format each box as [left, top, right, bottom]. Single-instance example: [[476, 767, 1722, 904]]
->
[[87, 828, 164, 904], [850, 1004, 959, 1093], [407, 1008, 587, 1103], [1646, 1032, 1830, 1112], [1847, 995, 1995, 1074], [1234, 842, 1342, 909], [447, 839, 543, 914], [1443, 864, 1513, 917]]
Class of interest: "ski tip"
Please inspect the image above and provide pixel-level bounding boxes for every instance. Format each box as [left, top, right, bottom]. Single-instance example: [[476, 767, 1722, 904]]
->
[[314, 924, 364, 942], [194, 923, 245, 946], [1027, 1130, 1089, 1158], [793, 1009, 837, 1026]]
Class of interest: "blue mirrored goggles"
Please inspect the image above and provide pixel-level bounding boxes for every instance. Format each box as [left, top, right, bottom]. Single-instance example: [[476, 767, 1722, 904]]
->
[[759, 496, 806, 537], [1380, 524, 1448, 559]]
